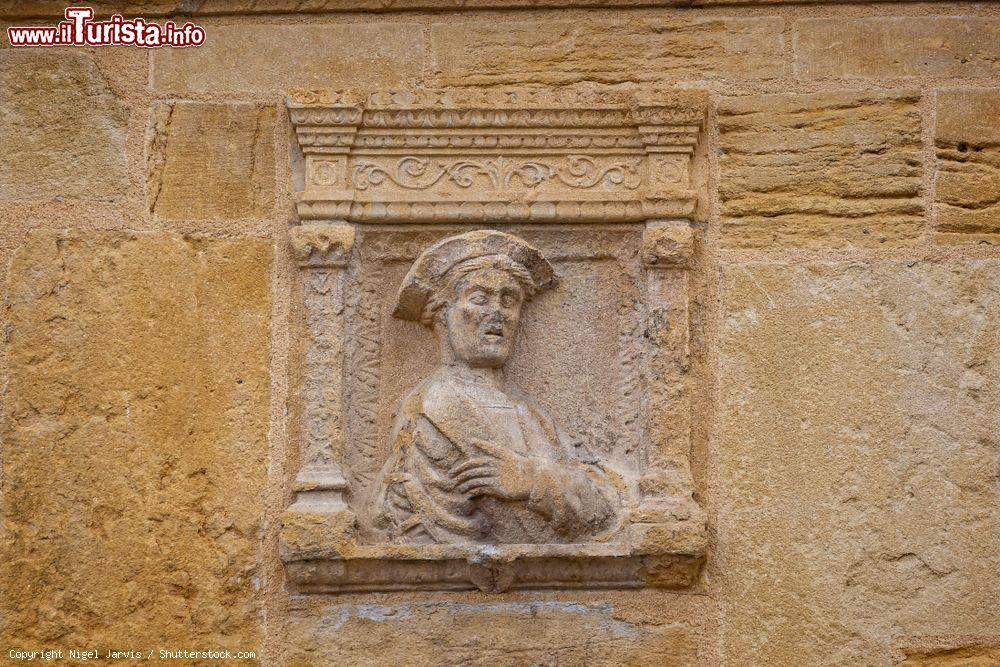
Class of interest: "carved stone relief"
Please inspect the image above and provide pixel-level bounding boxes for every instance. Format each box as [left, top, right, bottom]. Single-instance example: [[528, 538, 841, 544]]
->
[[281, 90, 708, 593]]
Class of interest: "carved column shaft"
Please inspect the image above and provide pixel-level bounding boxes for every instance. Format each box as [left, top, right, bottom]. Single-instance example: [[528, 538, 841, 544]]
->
[[636, 220, 701, 527], [289, 223, 355, 512]]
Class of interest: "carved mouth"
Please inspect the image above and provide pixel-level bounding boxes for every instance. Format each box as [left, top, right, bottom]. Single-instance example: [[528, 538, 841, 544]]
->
[[482, 325, 504, 339]]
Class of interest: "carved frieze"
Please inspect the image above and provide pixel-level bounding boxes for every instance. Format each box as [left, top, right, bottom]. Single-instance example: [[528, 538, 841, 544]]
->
[[288, 89, 705, 224]]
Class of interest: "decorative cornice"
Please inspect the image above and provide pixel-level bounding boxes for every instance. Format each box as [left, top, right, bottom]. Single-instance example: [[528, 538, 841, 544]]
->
[[288, 89, 706, 225]]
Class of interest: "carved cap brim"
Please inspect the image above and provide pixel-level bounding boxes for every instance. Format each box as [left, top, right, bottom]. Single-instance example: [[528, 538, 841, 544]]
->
[[393, 230, 557, 322]]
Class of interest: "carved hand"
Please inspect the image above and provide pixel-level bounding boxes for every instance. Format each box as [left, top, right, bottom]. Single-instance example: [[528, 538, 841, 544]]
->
[[448, 438, 538, 501]]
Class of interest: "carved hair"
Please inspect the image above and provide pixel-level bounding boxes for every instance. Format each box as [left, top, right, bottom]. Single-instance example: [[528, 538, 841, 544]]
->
[[420, 254, 536, 326]]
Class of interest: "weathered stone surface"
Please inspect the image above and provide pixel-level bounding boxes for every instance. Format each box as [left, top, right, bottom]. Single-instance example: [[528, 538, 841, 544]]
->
[[795, 18, 1000, 79], [151, 24, 424, 94], [718, 91, 924, 247], [430, 18, 787, 86], [901, 644, 1000, 665], [1, 232, 272, 655], [0, 51, 127, 201], [285, 600, 704, 666], [935, 89, 1000, 243], [0, 0, 934, 17], [718, 262, 1000, 666], [147, 102, 276, 221]]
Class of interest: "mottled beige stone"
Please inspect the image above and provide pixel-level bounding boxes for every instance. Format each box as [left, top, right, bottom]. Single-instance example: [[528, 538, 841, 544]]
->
[[1, 232, 272, 655], [151, 24, 424, 94], [147, 102, 276, 221], [718, 262, 1000, 666], [284, 599, 704, 666], [289, 223, 355, 264], [901, 644, 1000, 665], [719, 91, 924, 247], [935, 89, 1000, 243], [430, 18, 787, 86], [0, 0, 934, 16], [0, 51, 127, 201], [795, 18, 1000, 79]]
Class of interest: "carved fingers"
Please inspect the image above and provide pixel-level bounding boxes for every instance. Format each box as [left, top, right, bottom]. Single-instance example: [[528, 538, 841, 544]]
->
[[447, 458, 496, 496], [449, 457, 494, 477], [447, 444, 535, 500], [456, 476, 501, 496]]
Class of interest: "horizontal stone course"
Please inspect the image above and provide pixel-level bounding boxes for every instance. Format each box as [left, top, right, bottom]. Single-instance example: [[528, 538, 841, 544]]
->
[[284, 599, 707, 665], [718, 90, 924, 247], [0, 0, 929, 16], [935, 89, 1000, 243], [151, 24, 424, 94], [795, 17, 1000, 79], [431, 17, 788, 86]]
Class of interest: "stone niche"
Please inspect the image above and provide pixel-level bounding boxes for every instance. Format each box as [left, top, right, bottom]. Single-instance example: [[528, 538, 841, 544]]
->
[[280, 89, 708, 593]]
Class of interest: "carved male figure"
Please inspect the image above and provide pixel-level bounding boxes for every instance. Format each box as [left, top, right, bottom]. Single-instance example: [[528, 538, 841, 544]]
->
[[372, 230, 622, 544]]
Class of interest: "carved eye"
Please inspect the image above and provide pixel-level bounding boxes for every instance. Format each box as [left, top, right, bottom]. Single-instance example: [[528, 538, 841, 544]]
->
[[500, 294, 516, 308], [469, 293, 488, 305]]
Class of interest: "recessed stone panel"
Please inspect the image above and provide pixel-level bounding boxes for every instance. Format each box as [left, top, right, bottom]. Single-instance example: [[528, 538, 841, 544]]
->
[[147, 102, 276, 222]]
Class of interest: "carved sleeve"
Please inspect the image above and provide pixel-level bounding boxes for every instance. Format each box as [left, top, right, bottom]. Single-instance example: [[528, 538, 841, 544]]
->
[[373, 403, 482, 544], [525, 458, 620, 540]]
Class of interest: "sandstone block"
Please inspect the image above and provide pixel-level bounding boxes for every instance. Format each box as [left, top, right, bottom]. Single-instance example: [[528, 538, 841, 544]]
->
[[901, 644, 1000, 665], [0, 51, 127, 201], [718, 262, 1000, 665], [935, 89, 1000, 243], [147, 102, 276, 221], [430, 17, 787, 86], [0, 0, 948, 15], [718, 91, 924, 247], [285, 600, 703, 666], [795, 18, 1000, 79], [1, 232, 272, 655], [151, 24, 424, 94]]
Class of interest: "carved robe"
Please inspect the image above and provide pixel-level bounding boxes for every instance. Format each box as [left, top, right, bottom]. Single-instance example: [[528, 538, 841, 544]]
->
[[372, 365, 621, 544]]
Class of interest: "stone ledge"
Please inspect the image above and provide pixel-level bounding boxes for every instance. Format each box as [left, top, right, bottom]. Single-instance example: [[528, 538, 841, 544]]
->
[[281, 502, 706, 593], [283, 542, 704, 593]]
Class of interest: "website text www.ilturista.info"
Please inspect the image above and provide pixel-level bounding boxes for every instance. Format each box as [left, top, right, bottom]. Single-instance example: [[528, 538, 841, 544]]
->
[[6, 7, 205, 48], [9, 648, 257, 662]]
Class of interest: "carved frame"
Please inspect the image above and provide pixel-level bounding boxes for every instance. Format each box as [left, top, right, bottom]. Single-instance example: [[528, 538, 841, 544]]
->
[[281, 89, 708, 593]]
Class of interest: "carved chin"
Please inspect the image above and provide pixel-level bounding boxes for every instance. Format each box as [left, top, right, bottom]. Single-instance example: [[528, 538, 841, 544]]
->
[[471, 336, 510, 362]]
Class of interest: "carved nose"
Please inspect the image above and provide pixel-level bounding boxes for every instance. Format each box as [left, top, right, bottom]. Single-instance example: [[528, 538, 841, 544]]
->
[[484, 309, 506, 324]]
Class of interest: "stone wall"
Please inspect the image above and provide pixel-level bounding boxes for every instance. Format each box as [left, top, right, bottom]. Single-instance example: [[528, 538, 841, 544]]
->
[[1, 2, 997, 666]]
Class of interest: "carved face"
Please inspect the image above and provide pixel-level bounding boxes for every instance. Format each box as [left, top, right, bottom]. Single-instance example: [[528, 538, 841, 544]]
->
[[443, 267, 525, 368]]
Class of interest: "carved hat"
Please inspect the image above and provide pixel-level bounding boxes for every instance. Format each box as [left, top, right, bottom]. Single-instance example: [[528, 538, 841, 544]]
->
[[393, 230, 557, 323]]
